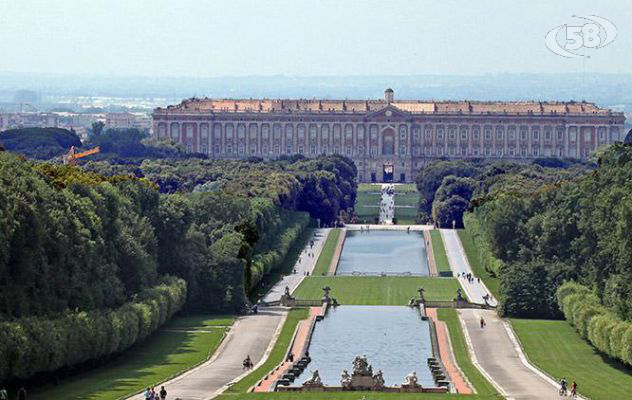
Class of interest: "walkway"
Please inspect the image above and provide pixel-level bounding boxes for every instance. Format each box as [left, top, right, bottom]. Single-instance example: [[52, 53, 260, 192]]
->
[[127, 307, 287, 400], [263, 228, 329, 303], [379, 184, 394, 224], [459, 309, 560, 400], [440, 229, 497, 306], [443, 229, 564, 400], [254, 306, 325, 392]]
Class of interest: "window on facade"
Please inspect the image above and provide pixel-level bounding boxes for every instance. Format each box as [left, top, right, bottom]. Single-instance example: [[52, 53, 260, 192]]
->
[[286, 146, 292, 154], [358, 146, 364, 155], [437, 147, 443, 156], [298, 146, 304, 154], [485, 147, 491, 156], [371, 146, 377, 155], [520, 128, 527, 141], [346, 146, 352, 155], [201, 144, 207, 154], [274, 145, 280, 154], [496, 128, 503, 141], [599, 128, 606, 141], [584, 130, 591, 142], [186, 144, 192, 153], [297, 125, 305, 139], [159, 124, 166, 137], [400, 146, 406, 155], [558, 147, 564, 157], [473, 129, 480, 140], [533, 130, 539, 141], [170, 123, 179, 139], [461, 129, 468, 140], [497, 148, 503, 157], [238, 125, 246, 139], [186, 125, 193, 139], [214, 125, 222, 139], [449, 128, 456, 140], [569, 128, 577, 141], [334, 146, 340, 154], [533, 148, 539, 156], [557, 129, 564, 141], [286, 125, 294, 140], [461, 147, 467, 156], [238, 146, 244, 154], [473, 147, 479, 156], [226, 125, 234, 139], [508, 128, 515, 140], [425, 129, 432, 140], [485, 129, 492, 140], [545, 129, 552, 141], [214, 145, 220, 154], [437, 128, 444, 139], [449, 147, 455, 156], [521, 147, 527, 157]]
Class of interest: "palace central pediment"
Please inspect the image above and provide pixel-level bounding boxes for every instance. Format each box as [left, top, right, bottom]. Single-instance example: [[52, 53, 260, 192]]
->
[[366, 105, 411, 120]]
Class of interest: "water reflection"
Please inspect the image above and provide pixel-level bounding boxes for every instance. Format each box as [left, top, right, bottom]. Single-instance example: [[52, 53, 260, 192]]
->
[[336, 230, 429, 275], [294, 306, 434, 387]]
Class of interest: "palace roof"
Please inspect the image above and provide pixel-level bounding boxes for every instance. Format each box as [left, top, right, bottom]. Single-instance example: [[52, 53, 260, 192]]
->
[[156, 97, 615, 116]]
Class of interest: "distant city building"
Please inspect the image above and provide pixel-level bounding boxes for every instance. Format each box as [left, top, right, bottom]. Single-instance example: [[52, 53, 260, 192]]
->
[[105, 112, 136, 130], [152, 89, 625, 182], [0, 112, 59, 131]]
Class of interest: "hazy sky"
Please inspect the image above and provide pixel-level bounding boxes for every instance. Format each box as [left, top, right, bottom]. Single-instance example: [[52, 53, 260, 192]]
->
[[1, 0, 630, 77]]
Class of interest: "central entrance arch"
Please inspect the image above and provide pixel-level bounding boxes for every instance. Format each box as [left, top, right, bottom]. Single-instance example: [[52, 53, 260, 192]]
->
[[383, 162, 394, 183]]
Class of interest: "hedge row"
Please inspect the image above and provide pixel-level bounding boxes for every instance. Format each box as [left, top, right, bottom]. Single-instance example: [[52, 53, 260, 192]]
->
[[0, 277, 186, 383], [250, 212, 310, 289], [463, 213, 504, 276], [557, 281, 632, 366]]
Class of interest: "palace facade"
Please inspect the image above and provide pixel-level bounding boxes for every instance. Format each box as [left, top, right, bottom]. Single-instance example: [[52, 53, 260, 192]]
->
[[152, 89, 625, 182]]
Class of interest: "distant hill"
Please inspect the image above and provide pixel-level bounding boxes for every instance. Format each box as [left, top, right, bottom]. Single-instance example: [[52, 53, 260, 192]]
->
[[0, 127, 80, 159]]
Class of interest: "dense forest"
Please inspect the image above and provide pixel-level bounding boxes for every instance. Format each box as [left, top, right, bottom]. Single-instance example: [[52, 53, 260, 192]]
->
[[0, 135, 357, 385], [0, 128, 82, 159], [416, 145, 632, 367]]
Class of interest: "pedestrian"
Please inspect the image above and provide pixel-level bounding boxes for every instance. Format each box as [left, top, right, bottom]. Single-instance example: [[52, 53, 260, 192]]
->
[[477, 277, 480, 283], [0, 387, 7, 400], [570, 380, 577, 398], [480, 317, 485, 329], [144, 388, 151, 399], [298, 257, 302, 264], [17, 387, 27, 400], [160, 386, 167, 400], [150, 387, 157, 400]]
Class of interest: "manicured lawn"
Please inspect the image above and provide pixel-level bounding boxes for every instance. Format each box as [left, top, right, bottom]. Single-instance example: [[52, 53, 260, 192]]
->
[[430, 230, 450, 273], [511, 319, 632, 400], [457, 229, 499, 299], [311, 228, 340, 276], [29, 315, 234, 400], [227, 308, 309, 393], [437, 309, 500, 397], [358, 183, 382, 192], [217, 392, 495, 400], [294, 276, 463, 305], [394, 183, 418, 193], [355, 192, 381, 223], [394, 189, 420, 224]]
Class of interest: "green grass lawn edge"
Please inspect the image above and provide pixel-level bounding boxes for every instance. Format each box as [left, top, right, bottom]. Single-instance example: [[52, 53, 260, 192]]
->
[[27, 315, 234, 400], [311, 228, 340, 276], [430, 230, 450, 273], [227, 308, 310, 393], [437, 309, 500, 398], [510, 318, 632, 400]]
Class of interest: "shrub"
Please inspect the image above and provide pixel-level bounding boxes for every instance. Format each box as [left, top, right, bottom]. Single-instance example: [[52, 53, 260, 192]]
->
[[0, 277, 186, 384]]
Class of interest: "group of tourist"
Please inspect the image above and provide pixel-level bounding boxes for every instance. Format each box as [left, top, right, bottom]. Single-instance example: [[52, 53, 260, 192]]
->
[[458, 272, 477, 284], [0, 386, 27, 400], [143, 386, 167, 400], [559, 377, 578, 398]]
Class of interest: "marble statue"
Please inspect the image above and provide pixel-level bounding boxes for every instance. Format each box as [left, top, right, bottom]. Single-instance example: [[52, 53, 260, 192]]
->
[[302, 370, 322, 386], [403, 371, 419, 387], [373, 370, 385, 388], [352, 355, 371, 375], [341, 369, 352, 387]]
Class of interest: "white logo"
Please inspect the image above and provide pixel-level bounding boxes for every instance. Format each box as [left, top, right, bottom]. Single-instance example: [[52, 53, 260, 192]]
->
[[545, 15, 616, 58]]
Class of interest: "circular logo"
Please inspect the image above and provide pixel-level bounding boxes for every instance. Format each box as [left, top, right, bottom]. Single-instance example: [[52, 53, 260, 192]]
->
[[385, 110, 392, 117]]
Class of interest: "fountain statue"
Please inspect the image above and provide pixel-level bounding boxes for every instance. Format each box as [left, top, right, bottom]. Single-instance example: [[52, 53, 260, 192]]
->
[[341, 369, 352, 388], [302, 370, 323, 387], [417, 287, 425, 302], [352, 355, 371, 375], [322, 285, 331, 303], [455, 287, 465, 302], [402, 371, 421, 388], [373, 369, 385, 388], [280, 285, 295, 306]]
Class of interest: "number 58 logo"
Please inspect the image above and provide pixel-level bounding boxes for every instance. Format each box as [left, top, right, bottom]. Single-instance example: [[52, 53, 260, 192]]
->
[[545, 15, 617, 58]]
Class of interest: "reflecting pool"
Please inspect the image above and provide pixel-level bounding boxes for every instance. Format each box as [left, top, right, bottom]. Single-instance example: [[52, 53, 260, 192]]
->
[[294, 306, 434, 387], [336, 230, 429, 275]]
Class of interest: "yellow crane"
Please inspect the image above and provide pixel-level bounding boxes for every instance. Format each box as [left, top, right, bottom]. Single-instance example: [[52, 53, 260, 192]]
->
[[63, 146, 100, 165]]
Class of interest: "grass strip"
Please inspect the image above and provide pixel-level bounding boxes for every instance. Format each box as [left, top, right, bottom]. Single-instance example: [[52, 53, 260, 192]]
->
[[430, 230, 450, 273], [311, 229, 340, 276], [294, 276, 463, 305]]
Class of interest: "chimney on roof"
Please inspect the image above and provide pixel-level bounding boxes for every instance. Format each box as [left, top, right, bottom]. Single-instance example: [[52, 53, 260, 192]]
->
[[385, 88, 394, 103]]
